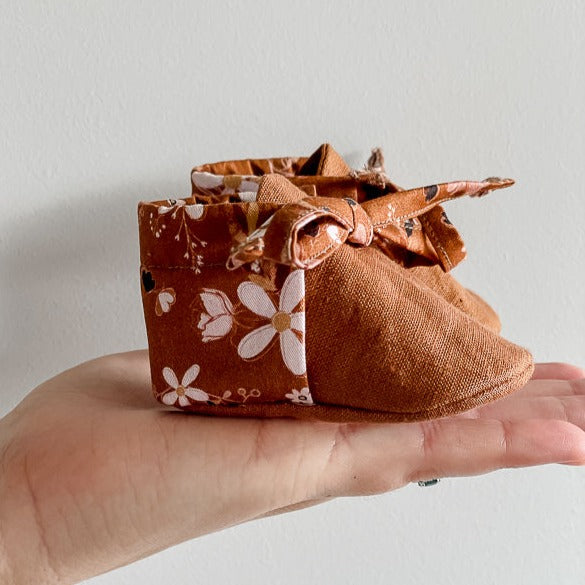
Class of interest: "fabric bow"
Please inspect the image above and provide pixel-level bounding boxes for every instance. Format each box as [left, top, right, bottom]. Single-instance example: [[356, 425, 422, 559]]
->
[[226, 174, 515, 272]]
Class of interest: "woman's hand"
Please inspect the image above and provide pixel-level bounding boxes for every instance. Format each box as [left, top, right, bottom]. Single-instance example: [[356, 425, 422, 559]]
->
[[1, 351, 584, 584]]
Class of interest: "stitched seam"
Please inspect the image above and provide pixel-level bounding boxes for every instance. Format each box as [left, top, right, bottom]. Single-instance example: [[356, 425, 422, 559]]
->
[[318, 206, 352, 229], [304, 239, 340, 263], [291, 207, 321, 224], [419, 215, 452, 270], [141, 262, 232, 269], [372, 194, 465, 228], [286, 204, 350, 229], [308, 359, 533, 415], [153, 359, 531, 414], [285, 205, 350, 234]]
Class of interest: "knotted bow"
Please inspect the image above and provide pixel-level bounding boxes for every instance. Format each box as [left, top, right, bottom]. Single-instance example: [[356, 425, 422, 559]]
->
[[226, 173, 514, 272]]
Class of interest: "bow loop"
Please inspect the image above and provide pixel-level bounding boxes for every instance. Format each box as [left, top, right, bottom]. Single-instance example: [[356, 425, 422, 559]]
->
[[255, 195, 372, 270]]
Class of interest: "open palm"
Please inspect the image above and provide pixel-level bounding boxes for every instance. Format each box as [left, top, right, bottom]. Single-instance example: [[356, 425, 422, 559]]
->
[[1, 351, 584, 584]]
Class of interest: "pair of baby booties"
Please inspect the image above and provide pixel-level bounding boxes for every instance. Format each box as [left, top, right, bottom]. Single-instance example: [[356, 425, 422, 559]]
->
[[137, 143, 534, 423]]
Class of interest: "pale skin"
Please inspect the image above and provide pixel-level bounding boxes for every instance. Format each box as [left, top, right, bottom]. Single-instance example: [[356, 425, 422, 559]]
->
[[0, 352, 584, 584]]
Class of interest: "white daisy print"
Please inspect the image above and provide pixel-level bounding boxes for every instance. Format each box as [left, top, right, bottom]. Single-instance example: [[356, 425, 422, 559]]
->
[[285, 387, 314, 405], [198, 288, 234, 342], [161, 364, 209, 407], [237, 269, 306, 376]]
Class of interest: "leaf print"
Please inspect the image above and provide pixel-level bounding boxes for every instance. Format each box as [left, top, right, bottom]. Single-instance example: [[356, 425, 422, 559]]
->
[[446, 181, 466, 195], [236, 269, 306, 376], [148, 199, 207, 271], [445, 180, 488, 197], [424, 185, 439, 201], [142, 270, 156, 292], [206, 387, 261, 406], [155, 288, 176, 316], [237, 387, 261, 402], [266, 157, 299, 176]]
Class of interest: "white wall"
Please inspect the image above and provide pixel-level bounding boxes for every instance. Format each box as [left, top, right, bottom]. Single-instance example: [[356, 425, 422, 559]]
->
[[1, 1, 584, 583]]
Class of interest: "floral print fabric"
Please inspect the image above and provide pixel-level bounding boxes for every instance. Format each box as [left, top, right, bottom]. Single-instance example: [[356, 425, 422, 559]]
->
[[191, 172, 261, 202], [138, 192, 312, 411]]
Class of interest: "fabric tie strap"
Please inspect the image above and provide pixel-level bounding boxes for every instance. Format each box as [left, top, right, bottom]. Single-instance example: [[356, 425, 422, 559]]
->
[[226, 173, 514, 271]]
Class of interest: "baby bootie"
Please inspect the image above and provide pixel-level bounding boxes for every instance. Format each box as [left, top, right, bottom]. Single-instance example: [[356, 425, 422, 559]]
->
[[137, 145, 534, 422]]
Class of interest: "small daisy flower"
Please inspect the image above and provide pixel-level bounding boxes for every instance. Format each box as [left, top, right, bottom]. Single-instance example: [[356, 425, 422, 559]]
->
[[161, 364, 208, 407], [285, 387, 314, 405]]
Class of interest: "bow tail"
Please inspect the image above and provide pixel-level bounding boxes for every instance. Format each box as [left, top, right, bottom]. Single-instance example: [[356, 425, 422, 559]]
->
[[417, 206, 467, 271], [364, 177, 514, 271], [226, 174, 514, 273]]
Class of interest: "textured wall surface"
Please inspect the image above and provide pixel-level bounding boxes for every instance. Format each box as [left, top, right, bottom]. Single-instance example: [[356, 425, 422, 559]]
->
[[1, 1, 584, 583]]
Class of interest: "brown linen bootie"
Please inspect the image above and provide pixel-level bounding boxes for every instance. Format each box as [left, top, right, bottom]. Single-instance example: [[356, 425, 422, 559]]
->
[[137, 145, 534, 423]]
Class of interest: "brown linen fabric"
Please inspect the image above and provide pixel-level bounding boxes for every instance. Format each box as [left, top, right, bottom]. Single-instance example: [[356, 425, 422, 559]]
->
[[137, 144, 534, 422]]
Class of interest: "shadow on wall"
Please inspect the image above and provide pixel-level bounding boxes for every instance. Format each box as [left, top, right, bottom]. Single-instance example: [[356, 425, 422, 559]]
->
[[0, 177, 184, 397]]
